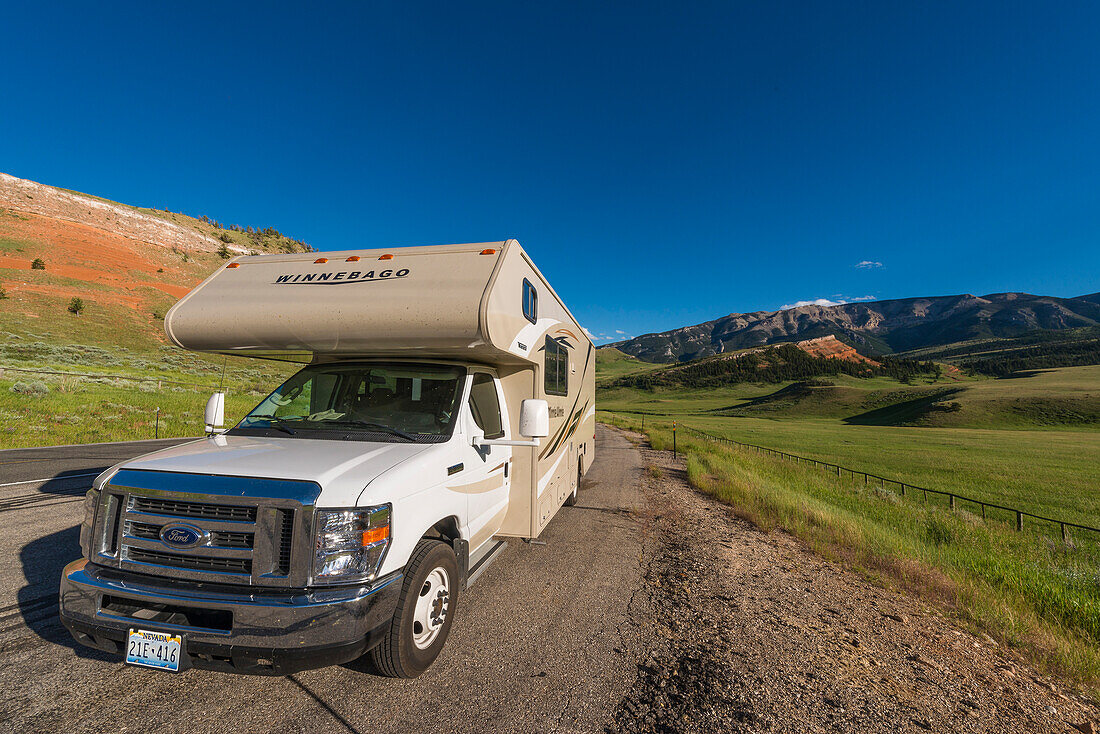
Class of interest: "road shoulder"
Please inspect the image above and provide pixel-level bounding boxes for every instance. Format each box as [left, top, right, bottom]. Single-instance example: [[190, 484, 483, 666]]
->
[[607, 427, 1099, 734]]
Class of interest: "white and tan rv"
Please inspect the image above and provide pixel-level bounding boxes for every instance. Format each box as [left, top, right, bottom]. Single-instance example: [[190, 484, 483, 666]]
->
[[60, 240, 595, 677]]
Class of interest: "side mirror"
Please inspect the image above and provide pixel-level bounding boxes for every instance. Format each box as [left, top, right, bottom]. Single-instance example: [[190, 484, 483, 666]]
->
[[519, 399, 550, 438], [205, 392, 225, 435]]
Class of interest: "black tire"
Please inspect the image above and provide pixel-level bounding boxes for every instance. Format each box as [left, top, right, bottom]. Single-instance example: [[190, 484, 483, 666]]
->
[[563, 461, 581, 506], [370, 539, 460, 678]]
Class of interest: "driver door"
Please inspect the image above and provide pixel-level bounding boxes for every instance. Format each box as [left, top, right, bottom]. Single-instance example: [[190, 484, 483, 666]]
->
[[458, 371, 512, 554]]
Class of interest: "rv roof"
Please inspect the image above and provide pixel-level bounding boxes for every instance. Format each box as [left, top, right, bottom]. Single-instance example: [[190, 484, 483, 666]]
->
[[163, 239, 574, 364]]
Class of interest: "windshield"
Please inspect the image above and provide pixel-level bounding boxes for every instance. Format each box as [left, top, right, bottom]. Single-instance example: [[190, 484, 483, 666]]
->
[[231, 362, 466, 442]]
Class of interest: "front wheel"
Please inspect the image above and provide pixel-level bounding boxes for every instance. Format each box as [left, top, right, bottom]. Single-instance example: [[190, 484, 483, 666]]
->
[[370, 539, 459, 678]]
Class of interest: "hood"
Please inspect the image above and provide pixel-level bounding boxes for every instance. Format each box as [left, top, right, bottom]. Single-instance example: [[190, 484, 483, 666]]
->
[[120, 434, 434, 506]]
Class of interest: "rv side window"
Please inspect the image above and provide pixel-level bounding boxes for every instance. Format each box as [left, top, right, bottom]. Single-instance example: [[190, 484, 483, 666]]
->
[[468, 373, 504, 439], [522, 279, 537, 324], [544, 336, 568, 396]]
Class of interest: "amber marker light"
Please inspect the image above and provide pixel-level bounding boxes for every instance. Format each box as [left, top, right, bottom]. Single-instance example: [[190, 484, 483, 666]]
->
[[378, 253, 394, 260], [362, 526, 390, 545], [480, 248, 496, 255], [226, 263, 240, 268], [345, 256, 360, 262], [314, 257, 328, 264]]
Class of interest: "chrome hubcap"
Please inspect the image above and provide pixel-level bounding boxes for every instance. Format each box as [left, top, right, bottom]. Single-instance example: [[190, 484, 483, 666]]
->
[[412, 567, 449, 650]]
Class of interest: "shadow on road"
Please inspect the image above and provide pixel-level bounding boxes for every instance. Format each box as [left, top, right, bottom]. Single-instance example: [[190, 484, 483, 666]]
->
[[288, 675, 366, 734], [16, 524, 114, 662]]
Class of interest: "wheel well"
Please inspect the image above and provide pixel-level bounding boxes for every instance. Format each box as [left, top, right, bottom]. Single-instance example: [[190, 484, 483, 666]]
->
[[423, 516, 461, 543]]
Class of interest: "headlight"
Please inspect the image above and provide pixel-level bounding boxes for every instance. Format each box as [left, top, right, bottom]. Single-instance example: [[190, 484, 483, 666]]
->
[[79, 488, 100, 558], [312, 505, 391, 585]]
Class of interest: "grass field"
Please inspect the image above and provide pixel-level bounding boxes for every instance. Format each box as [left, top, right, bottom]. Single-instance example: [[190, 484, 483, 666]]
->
[[594, 346, 666, 384], [598, 366, 1100, 527], [600, 412, 1100, 693], [0, 322, 296, 449], [0, 374, 271, 447]]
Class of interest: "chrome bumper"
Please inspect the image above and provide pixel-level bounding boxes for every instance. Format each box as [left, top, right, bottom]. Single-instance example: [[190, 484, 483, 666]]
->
[[59, 559, 402, 675]]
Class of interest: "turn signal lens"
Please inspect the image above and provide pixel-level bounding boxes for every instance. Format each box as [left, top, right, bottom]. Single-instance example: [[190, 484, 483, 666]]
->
[[314, 258, 328, 264], [362, 526, 389, 545], [345, 256, 360, 262], [378, 253, 393, 260], [480, 248, 496, 255], [226, 263, 239, 268]]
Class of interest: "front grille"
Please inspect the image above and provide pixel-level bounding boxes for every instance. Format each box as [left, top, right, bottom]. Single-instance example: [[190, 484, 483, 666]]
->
[[131, 496, 257, 523], [214, 530, 254, 549], [126, 521, 254, 549], [96, 470, 318, 588], [119, 495, 289, 583], [276, 510, 294, 575], [127, 547, 253, 575], [127, 521, 161, 540]]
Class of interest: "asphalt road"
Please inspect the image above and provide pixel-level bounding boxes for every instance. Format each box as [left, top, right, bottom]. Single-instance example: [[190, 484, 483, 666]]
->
[[0, 427, 648, 734]]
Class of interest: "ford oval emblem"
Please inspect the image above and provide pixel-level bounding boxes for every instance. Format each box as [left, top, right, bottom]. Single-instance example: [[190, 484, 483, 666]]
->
[[160, 523, 204, 549]]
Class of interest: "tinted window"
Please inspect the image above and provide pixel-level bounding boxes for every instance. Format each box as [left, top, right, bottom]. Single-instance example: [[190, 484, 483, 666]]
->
[[468, 373, 504, 439], [522, 279, 538, 324], [544, 336, 568, 396]]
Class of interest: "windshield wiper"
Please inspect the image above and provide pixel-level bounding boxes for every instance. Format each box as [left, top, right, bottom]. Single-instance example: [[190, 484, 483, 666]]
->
[[242, 415, 300, 435], [328, 420, 416, 441]]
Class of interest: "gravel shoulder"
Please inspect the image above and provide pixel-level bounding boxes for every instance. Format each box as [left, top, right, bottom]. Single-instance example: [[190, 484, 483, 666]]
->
[[610, 427, 1100, 734]]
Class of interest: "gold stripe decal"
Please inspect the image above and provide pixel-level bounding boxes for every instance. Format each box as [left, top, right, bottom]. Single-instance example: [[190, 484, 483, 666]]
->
[[448, 475, 505, 495]]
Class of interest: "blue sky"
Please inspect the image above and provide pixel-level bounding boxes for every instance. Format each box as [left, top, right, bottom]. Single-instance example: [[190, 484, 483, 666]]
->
[[2, 2, 1098, 343]]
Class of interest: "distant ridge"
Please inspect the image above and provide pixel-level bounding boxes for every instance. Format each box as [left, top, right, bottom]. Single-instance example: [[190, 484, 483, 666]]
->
[[608, 292, 1100, 363]]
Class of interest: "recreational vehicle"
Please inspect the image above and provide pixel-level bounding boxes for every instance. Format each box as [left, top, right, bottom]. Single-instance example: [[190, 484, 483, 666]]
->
[[60, 240, 595, 677]]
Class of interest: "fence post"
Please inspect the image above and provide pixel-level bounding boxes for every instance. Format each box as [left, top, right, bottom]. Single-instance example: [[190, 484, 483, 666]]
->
[[155, 407, 160, 439], [949, 494, 955, 511], [641, 414, 644, 430], [1016, 511, 1023, 532], [900, 483, 906, 497], [1062, 523, 1069, 544]]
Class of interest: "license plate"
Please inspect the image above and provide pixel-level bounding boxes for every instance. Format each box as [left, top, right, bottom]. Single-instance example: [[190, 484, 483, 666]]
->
[[125, 629, 182, 672]]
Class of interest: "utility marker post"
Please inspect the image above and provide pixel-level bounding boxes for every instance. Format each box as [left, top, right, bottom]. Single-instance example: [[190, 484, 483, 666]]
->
[[672, 421, 677, 456], [155, 407, 160, 439]]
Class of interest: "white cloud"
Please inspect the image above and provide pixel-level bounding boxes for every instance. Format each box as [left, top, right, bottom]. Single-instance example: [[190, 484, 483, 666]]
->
[[779, 295, 877, 311], [855, 260, 883, 269], [780, 298, 844, 310], [614, 329, 626, 334], [582, 327, 595, 338]]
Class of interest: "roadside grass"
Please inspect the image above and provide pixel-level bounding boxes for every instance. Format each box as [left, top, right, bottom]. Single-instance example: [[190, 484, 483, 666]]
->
[[0, 326, 296, 448], [601, 411, 1100, 695], [0, 376, 265, 448]]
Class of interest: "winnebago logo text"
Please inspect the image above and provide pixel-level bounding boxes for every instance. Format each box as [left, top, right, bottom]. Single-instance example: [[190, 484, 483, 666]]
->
[[273, 268, 410, 285]]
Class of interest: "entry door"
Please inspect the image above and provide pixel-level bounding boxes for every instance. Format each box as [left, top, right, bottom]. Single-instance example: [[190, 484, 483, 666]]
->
[[460, 372, 512, 554]]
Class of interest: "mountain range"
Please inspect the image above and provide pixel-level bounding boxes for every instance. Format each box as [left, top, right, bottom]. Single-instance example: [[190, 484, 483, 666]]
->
[[609, 292, 1100, 363]]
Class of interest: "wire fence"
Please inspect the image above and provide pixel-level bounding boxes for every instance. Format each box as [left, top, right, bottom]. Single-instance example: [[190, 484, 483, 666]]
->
[[617, 413, 1099, 545], [677, 423, 1100, 544]]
